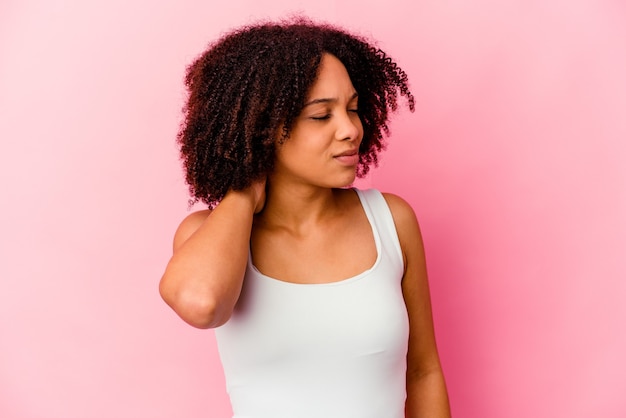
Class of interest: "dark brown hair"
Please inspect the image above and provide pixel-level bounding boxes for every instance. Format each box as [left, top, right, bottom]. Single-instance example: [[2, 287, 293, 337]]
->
[[178, 17, 414, 207]]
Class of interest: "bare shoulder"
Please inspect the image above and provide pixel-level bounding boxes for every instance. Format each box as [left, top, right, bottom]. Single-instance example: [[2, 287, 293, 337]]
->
[[382, 192, 425, 261], [172, 209, 212, 251], [382, 192, 422, 234]]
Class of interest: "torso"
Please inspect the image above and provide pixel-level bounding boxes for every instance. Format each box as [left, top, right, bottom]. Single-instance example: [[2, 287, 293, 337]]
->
[[214, 188, 409, 418]]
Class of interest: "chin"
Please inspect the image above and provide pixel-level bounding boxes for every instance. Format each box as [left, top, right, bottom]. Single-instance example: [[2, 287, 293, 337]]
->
[[316, 168, 358, 189], [335, 173, 358, 188]]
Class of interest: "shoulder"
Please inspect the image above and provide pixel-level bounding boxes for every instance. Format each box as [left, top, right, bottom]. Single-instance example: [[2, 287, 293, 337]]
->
[[381, 192, 418, 225], [380, 192, 425, 264], [354, 188, 420, 234], [172, 209, 212, 251], [381, 192, 421, 237]]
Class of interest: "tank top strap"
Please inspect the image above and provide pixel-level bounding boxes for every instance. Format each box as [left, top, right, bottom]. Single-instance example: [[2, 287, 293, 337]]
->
[[354, 188, 404, 273]]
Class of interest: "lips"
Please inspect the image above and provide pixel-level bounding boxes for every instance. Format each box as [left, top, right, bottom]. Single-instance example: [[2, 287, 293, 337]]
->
[[333, 149, 360, 166]]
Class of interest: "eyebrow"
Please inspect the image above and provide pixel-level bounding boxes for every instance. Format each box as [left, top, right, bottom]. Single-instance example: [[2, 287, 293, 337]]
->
[[303, 92, 358, 107]]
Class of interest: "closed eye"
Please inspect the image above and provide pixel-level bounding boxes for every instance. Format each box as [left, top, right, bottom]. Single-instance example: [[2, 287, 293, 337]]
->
[[309, 107, 358, 121], [310, 114, 331, 121]]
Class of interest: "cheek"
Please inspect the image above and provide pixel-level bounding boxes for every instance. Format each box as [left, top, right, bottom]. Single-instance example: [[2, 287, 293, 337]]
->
[[274, 139, 312, 169]]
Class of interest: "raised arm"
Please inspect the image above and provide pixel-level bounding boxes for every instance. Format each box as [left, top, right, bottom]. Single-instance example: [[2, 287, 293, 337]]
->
[[384, 193, 451, 418], [159, 181, 265, 329]]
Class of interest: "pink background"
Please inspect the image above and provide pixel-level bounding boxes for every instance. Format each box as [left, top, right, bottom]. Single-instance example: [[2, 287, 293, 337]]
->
[[1, 1, 625, 417]]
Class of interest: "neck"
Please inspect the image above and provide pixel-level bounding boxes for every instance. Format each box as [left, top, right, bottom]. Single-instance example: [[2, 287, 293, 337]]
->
[[257, 179, 344, 230]]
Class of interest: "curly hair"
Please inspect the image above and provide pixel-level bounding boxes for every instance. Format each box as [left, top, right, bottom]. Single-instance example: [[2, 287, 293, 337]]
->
[[178, 17, 414, 207]]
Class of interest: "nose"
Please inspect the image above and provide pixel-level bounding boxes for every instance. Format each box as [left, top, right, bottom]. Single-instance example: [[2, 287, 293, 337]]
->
[[336, 111, 363, 142]]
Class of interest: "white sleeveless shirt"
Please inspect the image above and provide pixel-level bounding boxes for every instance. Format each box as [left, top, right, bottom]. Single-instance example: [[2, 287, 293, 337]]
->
[[214, 188, 409, 418]]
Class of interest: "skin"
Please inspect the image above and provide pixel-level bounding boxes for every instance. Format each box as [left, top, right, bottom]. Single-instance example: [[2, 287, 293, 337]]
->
[[159, 53, 450, 417]]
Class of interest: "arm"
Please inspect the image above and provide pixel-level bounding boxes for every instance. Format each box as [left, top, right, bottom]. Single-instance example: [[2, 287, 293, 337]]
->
[[384, 193, 451, 418], [159, 181, 265, 329]]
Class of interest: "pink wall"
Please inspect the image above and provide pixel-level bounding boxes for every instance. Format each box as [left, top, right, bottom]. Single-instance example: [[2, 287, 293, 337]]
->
[[1, 1, 625, 417]]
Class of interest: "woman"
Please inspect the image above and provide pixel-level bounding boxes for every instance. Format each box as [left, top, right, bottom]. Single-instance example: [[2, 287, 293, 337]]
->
[[160, 18, 450, 418]]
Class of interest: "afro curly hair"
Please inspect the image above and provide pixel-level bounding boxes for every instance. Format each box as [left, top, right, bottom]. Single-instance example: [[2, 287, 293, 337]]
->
[[178, 17, 414, 208]]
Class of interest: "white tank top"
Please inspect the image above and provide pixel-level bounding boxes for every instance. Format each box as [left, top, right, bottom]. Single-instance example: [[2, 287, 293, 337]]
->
[[214, 188, 409, 418]]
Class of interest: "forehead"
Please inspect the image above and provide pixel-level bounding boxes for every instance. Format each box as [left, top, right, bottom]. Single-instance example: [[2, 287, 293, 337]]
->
[[306, 53, 357, 99]]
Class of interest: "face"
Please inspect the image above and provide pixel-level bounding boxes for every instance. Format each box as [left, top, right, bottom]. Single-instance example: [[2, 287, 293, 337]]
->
[[272, 53, 364, 189]]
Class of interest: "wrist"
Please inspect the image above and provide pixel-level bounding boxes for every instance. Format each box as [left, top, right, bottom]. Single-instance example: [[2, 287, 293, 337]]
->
[[222, 188, 258, 212]]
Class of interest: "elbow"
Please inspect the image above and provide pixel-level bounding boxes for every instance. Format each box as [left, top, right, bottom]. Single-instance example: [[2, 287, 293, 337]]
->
[[159, 278, 232, 329], [174, 296, 225, 329]]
